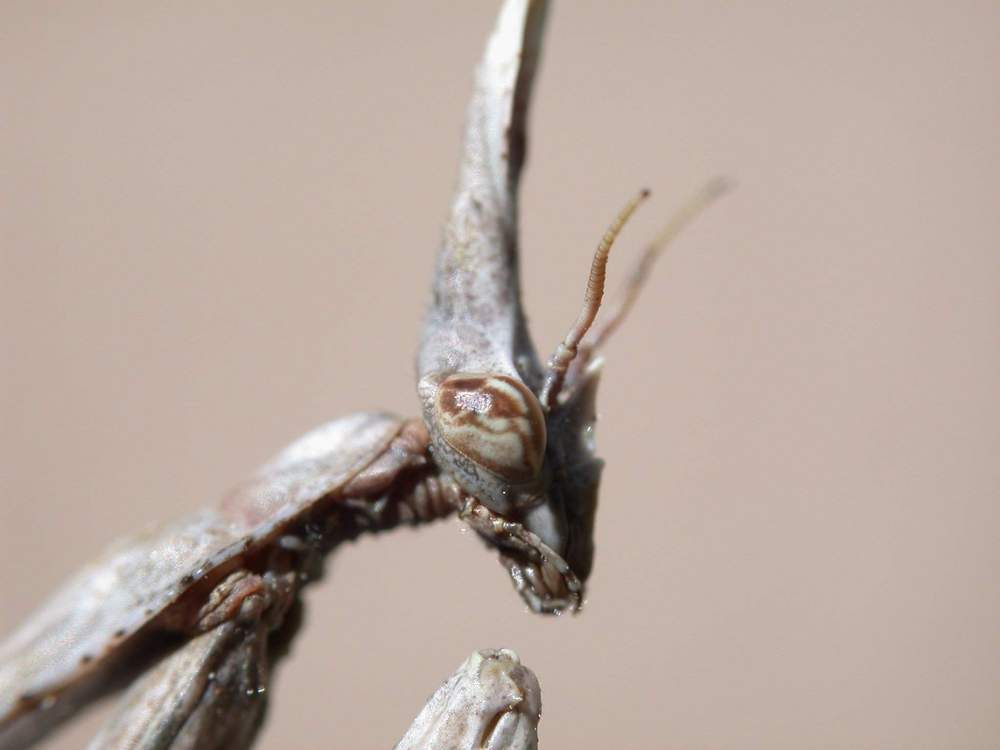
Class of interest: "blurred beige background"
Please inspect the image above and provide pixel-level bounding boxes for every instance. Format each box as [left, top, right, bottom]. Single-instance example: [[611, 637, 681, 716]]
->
[[2, 2, 999, 748]]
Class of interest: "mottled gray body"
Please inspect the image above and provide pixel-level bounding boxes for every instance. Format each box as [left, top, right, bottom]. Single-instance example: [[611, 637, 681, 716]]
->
[[0, 0, 710, 745], [0, 413, 448, 749], [0, 414, 403, 738], [86, 577, 287, 750], [1, 2, 560, 747]]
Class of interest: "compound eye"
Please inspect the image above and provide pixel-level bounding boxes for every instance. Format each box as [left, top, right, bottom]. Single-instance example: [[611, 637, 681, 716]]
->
[[435, 373, 546, 484]]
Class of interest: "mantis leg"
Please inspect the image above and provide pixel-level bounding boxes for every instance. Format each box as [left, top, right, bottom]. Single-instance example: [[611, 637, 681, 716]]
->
[[87, 571, 295, 750], [395, 649, 541, 750]]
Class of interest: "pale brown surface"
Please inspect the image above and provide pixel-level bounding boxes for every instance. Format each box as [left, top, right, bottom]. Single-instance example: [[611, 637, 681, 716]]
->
[[2, 2, 999, 748]]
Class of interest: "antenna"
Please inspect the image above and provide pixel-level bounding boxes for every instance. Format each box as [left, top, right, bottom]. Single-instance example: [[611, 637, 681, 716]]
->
[[586, 177, 730, 352], [540, 188, 650, 410]]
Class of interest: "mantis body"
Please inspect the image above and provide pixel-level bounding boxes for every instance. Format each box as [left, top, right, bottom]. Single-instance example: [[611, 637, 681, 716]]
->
[[0, 1, 721, 747]]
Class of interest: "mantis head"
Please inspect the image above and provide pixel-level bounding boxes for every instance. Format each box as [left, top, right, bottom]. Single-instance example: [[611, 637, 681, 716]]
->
[[419, 189, 689, 614]]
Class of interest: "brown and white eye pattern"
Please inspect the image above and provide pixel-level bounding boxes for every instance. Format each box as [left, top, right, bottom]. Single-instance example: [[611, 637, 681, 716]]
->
[[434, 374, 546, 484]]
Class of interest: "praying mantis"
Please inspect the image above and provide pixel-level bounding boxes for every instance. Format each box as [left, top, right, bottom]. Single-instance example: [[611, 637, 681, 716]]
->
[[0, 0, 723, 747]]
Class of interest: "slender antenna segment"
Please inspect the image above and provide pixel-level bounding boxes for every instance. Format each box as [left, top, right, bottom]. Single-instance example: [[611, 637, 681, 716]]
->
[[587, 176, 730, 352], [540, 188, 651, 410]]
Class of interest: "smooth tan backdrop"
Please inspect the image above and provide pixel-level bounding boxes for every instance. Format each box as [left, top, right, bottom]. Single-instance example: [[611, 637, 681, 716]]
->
[[3, 2, 999, 748]]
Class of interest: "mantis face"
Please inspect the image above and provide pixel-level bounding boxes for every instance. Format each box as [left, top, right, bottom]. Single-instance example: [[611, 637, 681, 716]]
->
[[418, 362, 603, 614]]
